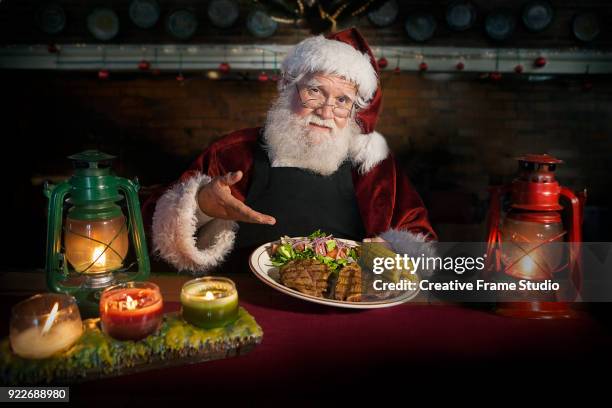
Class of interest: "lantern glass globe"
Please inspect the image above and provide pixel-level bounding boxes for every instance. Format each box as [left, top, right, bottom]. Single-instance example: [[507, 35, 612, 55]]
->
[[64, 215, 129, 274], [501, 216, 564, 280]]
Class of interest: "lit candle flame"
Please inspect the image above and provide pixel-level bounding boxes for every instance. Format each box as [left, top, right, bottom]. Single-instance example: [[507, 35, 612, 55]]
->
[[41, 302, 59, 335], [124, 295, 138, 311], [92, 246, 107, 267], [204, 291, 215, 301]]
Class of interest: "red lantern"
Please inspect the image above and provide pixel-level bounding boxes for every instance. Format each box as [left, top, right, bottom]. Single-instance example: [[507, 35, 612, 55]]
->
[[258, 71, 269, 82], [456, 61, 465, 71], [534, 56, 547, 68], [485, 154, 586, 319], [377, 57, 388, 69], [418, 62, 428, 72], [514, 64, 524, 74], [98, 69, 110, 80], [490, 71, 502, 81], [138, 60, 151, 71], [218, 62, 231, 74]]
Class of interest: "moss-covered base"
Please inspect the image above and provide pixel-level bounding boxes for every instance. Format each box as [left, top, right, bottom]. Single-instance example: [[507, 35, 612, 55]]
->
[[0, 307, 263, 385]]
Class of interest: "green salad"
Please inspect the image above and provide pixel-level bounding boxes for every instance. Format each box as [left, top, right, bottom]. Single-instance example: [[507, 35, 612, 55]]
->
[[269, 230, 359, 273]]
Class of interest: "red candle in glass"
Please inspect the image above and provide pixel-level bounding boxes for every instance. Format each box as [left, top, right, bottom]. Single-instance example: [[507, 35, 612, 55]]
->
[[100, 282, 163, 341]]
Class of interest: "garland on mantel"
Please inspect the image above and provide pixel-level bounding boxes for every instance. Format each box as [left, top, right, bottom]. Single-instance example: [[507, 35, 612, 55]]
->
[[2, 43, 611, 80]]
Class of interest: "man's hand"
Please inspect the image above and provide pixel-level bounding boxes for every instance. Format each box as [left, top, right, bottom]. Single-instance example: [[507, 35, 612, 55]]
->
[[197, 171, 276, 225]]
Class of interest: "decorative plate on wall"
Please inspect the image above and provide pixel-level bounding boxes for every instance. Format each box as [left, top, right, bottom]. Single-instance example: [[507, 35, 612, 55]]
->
[[573, 13, 600, 42], [246, 9, 278, 38], [36, 3, 66, 35], [367, 0, 399, 28], [129, 0, 161, 29], [87, 8, 120, 41], [208, 0, 240, 29], [166, 9, 199, 40], [485, 10, 515, 41], [446, 1, 476, 31], [404, 12, 437, 42], [522, 0, 554, 32]]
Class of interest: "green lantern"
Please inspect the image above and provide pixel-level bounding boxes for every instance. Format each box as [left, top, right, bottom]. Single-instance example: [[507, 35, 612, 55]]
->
[[44, 150, 150, 317]]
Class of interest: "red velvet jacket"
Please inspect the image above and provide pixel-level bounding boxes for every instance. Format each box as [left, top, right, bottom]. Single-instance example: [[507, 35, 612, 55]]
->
[[142, 127, 436, 241]]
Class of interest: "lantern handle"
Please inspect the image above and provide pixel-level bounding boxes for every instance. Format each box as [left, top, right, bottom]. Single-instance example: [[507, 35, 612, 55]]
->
[[116, 177, 151, 280], [560, 186, 584, 298]]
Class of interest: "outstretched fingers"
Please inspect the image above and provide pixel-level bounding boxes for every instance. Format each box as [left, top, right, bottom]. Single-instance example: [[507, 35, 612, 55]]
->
[[225, 195, 276, 225]]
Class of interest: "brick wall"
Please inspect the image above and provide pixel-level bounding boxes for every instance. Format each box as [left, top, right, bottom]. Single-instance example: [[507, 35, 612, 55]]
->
[[3, 69, 612, 269]]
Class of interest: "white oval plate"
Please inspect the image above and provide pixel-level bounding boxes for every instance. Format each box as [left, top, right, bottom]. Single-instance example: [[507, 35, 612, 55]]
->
[[249, 238, 419, 309]]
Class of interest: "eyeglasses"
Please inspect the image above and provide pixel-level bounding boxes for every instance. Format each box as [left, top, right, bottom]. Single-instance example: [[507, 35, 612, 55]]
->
[[295, 84, 355, 119]]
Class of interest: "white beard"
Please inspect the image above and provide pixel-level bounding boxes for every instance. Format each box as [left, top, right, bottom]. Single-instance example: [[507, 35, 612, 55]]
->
[[263, 90, 359, 176]]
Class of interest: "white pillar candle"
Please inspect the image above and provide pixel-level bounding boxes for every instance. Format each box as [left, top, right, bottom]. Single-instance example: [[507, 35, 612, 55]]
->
[[10, 293, 83, 360], [10, 319, 83, 359]]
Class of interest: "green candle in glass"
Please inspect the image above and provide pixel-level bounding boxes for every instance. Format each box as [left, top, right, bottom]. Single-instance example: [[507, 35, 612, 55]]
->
[[180, 277, 239, 329]]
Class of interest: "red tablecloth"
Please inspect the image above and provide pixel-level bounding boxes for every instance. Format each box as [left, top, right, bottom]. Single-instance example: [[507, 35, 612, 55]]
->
[[64, 273, 611, 401]]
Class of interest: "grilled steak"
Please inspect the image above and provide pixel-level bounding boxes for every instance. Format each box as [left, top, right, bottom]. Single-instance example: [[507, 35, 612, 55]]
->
[[279, 259, 331, 297], [334, 263, 362, 302]]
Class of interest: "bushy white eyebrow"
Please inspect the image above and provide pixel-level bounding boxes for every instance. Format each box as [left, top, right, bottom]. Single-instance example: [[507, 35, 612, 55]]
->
[[301, 79, 355, 104]]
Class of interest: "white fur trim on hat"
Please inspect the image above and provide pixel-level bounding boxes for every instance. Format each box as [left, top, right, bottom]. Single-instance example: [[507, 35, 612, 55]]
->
[[280, 35, 378, 106], [152, 173, 238, 274], [380, 229, 438, 277], [349, 131, 389, 174]]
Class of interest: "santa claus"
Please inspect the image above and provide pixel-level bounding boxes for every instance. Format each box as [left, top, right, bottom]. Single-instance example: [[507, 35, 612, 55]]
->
[[143, 28, 437, 273]]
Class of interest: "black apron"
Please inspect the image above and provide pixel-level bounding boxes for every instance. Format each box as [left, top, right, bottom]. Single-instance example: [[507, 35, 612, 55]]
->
[[235, 139, 365, 251]]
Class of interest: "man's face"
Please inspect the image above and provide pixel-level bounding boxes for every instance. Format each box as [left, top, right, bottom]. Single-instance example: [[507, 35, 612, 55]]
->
[[263, 72, 360, 176], [293, 73, 358, 136]]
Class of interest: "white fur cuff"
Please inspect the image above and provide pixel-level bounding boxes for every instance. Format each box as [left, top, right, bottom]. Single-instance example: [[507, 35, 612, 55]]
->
[[151, 173, 238, 274]]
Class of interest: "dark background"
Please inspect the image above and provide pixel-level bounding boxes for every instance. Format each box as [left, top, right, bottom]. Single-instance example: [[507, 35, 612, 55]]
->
[[1, 0, 611, 270]]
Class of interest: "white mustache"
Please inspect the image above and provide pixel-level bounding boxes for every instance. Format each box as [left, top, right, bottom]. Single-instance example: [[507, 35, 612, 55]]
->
[[306, 116, 336, 129]]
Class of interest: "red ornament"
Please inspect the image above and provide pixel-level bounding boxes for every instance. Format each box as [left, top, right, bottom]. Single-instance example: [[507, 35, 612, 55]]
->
[[490, 71, 502, 81], [514, 64, 524, 74], [377, 57, 388, 69], [218, 62, 231, 74], [152, 68, 161, 76], [47, 43, 59, 54], [534, 56, 547, 68], [419, 62, 428, 72], [138, 59, 151, 71], [393, 66, 401, 74], [456, 61, 465, 71], [98, 69, 110, 80], [176, 73, 185, 82], [271, 73, 280, 82], [258, 71, 269, 82]]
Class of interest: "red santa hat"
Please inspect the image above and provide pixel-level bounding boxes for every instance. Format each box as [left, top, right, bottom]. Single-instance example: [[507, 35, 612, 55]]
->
[[280, 27, 382, 135]]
